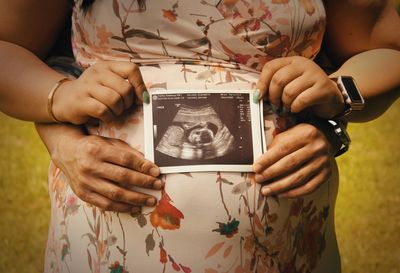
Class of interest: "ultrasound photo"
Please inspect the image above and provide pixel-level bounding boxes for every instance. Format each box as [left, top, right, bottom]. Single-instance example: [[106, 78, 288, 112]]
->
[[144, 90, 264, 173]]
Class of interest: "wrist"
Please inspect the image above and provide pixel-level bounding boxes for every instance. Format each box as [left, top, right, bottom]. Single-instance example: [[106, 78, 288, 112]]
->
[[51, 124, 87, 163], [300, 117, 348, 157], [329, 76, 365, 119], [51, 79, 73, 123]]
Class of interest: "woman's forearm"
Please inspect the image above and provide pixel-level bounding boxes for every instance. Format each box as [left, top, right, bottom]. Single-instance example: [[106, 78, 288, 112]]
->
[[0, 41, 66, 122], [330, 48, 400, 122]]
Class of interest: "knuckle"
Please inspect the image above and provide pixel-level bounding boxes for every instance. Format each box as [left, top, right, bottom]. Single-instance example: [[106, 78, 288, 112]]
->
[[272, 74, 285, 87], [278, 142, 290, 155], [294, 172, 306, 185], [83, 141, 101, 156], [296, 95, 309, 107], [305, 125, 320, 139], [96, 104, 109, 118], [110, 93, 122, 107], [120, 152, 133, 167], [283, 87, 295, 101], [287, 157, 299, 169], [136, 160, 148, 173], [115, 168, 129, 182], [102, 200, 114, 211], [78, 158, 93, 172], [109, 188, 123, 201]]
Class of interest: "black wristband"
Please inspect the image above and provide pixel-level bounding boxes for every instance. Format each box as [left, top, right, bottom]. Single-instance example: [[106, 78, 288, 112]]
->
[[300, 117, 350, 157]]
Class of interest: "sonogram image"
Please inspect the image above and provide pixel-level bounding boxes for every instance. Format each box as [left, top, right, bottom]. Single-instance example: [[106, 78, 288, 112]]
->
[[151, 92, 254, 167], [156, 105, 235, 160]]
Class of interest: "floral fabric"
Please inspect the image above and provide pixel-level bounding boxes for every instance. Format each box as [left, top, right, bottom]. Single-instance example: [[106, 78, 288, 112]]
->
[[44, 1, 340, 273]]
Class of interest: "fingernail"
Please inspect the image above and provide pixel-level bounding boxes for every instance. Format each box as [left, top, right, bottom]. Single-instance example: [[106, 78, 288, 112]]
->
[[281, 105, 288, 114], [262, 187, 272, 196], [255, 174, 264, 183], [143, 91, 150, 104], [146, 197, 157, 207], [153, 179, 163, 190], [253, 164, 262, 173], [149, 167, 160, 177], [131, 206, 141, 214], [253, 89, 260, 103]]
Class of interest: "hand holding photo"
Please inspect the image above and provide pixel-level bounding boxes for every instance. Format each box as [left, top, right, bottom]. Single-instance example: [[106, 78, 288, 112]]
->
[[143, 89, 265, 173]]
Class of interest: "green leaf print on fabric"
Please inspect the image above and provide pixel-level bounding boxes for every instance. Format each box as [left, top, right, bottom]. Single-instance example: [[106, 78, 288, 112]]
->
[[177, 37, 210, 49], [124, 28, 167, 40], [145, 231, 156, 256], [212, 218, 240, 238]]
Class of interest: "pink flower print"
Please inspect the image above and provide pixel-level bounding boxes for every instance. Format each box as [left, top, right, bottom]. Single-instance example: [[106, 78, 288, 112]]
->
[[65, 194, 80, 215], [66, 194, 78, 207]]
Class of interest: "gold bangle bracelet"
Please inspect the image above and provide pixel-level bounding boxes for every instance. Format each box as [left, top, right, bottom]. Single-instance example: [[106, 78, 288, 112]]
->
[[47, 77, 71, 123]]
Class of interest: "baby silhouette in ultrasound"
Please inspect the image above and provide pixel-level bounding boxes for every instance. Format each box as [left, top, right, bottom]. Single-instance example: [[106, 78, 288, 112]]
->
[[184, 122, 218, 147], [155, 105, 234, 160]]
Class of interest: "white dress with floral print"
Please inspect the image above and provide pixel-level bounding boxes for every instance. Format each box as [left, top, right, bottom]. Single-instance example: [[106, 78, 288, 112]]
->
[[44, 1, 341, 273]]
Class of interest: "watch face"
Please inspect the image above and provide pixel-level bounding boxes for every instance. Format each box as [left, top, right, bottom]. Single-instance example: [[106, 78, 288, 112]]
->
[[341, 76, 363, 103]]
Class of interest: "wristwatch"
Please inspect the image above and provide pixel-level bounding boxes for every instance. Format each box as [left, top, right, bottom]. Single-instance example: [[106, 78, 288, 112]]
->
[[331, 76, 365, 119], [327, 119, 351, 157]]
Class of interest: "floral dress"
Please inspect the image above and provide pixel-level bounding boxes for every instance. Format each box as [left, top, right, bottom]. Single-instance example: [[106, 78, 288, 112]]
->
[[44, 1, 341, 272]]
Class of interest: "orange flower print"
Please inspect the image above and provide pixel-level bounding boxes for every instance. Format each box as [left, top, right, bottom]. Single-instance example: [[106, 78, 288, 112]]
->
[[222, 0, 239, 7], [96, 24, 113, 46], [163, 9, 177, 22], [150, 191, 184, 230], [272, 0, 289, 3]]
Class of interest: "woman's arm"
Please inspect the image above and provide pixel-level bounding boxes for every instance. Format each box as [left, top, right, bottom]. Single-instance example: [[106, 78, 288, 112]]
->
[[253, 0, 400, 197], [0, 0, 71, 121], [326, 0, 400, 122], [256, 0, 400, 122], [0, 1, 148, 123], [1, 0, 161, 211]]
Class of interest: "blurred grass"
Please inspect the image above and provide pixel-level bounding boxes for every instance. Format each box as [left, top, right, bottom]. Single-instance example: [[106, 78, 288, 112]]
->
[[336, 100, 400, 273], [0, 100, 399, 273]]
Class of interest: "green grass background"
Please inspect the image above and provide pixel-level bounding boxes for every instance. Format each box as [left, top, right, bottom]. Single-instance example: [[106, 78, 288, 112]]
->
[[0, 100, 399, 272]]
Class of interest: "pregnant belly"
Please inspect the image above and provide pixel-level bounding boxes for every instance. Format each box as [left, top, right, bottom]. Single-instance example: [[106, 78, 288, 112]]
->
[[94, 63, 335, 272]]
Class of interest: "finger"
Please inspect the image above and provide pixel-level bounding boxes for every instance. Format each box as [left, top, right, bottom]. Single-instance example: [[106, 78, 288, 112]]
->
[[257, 58, 293, 101], [268, 64, 304, 109], [89, 85, 125, 116], [107, 61, 147, 103], [255, 145, 315, 183], [290, 85, 329, 113], [96, 162, 163, 190], [99, 139, 160, 177], [85, 98, 115, 123], [281, 75, 314, 111], [253, 128, 305, 174], [82, 190, 135, 212], [279, 167, 331, 198], [98, 70, 134, 109], [260, 155, 329, 196], [89, 179, 158, 207]]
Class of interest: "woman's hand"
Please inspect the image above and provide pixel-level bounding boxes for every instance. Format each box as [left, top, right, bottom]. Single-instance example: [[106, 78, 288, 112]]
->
[[52, 61, 148, 124], [257, 56, 345, 118], [53, 131, 162, 212], [253, 123, 333, 198]]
